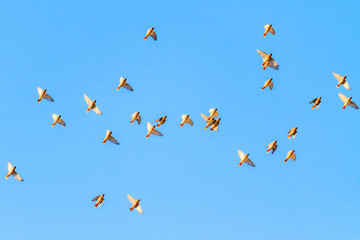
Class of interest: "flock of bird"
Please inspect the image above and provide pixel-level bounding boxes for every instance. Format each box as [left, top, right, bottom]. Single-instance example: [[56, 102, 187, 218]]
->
[[5, 25, 358, 213]]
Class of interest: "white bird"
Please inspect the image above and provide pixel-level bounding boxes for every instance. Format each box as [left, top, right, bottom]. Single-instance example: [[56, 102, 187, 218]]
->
[[5, 162, 23, 181], [263, 24, 275, 37], [266, 141, 277, 154], [146, 122, 163, 138], [92, 194, 105, 208], [144, 27, 157, 41], [237, 150, 255, 167], [37, 87, 54, 103], [84, 94, 102, 115], [333, 72, 350, 90], [309, 97, 322, 109], [127, 194, 143, 213], [51, 114, 66, 127], [201, 113, 216, 130], [284, 150, 296, 163], [208, 108, 219, 120], [155, 116, 167, 128], [130, 112, 141, 125], [338, 93, 359, 110], [288, 127, 298, 139], [117, 77, 133, 91], [180, 114, 193, 127], [257, 50, 279, 70], [262, 78, 274, 90], [210, 118, 221, 131], [102, 129, 120, 145]]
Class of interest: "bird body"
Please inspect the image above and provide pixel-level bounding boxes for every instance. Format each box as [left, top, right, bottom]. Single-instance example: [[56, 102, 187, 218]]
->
[[284, 150, 296, 162], [266, 141, 277, 154], [288, 127, 298, 139], [263, 24, 275, 37], [262, 78, 273, 90]]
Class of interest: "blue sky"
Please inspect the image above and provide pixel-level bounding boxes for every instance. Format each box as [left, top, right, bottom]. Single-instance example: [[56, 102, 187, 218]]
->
[[1, 1, 359, 239]]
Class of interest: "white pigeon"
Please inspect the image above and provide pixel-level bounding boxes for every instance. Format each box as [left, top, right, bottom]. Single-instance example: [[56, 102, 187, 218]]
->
[[130, 112, 141, 125], [257, 49, 279, 70], [146, 122, 163, 138], [309, 97, 322, 109], [92, 194, 105, 208], [117, 77, 133, 91], [201, 113, 216, 130], [180, 114, 193, 127], [51, 114, 66, 127], [284, 150, 296, 163], [155, 116, 167, 128], [37, 87, 54, 103], [338, 93, 359, 110], [210, 118, 221, 131], [266, 141, 277, 154], [262, 78, 274, 90], [144, 27, 157, 41], [237, 150, 255, 167], [84, 94, 102, 115], [333, 72, 350, 90], [288, 127, 298, 139], [208, 108, 219, 120], [102, 129, 120, 145], [5, 162, 23, 181], [127, 194, 143, 213], [263, 24, 275, 37]]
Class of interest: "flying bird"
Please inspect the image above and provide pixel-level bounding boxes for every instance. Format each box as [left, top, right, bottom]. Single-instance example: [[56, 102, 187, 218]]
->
[[262, 78, 274, 90], [284, 150, 296, 163], [37, 87, 54, 103], [84, 94, 102, 115], [117, 77, 133, 91], [266, 141, 277, 154], [237, 150, 255, 167], [130, 112, 141, 125], [257, 50, 279, 70], [333, 72, 350, 90], [103, 129, 120, 145], [263, 24, 275, 37], [201, 113, 216, 130], [208, 108, 219, 120], [51, 114, 66, 127], [155, 116, 167, 128], [127, 194, 143, 213], [180, 114, 193, 127], [146, 122, 163, 138], [309, 97, 322, 109], [144, 27, 157, 41], [92, 194, 105, 208], [288, 127, 298, 139], [338, 93, 359, 110], [5, 162, 23, 181], [210, 118, 221, 131]]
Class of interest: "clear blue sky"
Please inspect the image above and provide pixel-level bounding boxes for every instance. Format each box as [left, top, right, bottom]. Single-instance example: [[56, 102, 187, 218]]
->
[[1, 1, 359, 239]]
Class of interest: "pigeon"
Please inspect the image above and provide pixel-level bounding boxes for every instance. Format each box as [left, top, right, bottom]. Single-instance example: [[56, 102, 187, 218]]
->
[[338, 93, 359, 110], [146, 122, 163, 138], [237, 150, 255, 167], [309, 97, 322, 109], [127, 194, 143, 213], [210, 118, 221, 131], [5, 162, 23, 181], [155, 116, 167, 128], [262, 78, 274, 90], [201, 113, 216, 130], [92, 194, 105, 208], [288, 127, 298, 139], [37, 87, 54, 103], [51, 114, 66, 127], [208, 108, 219, 120], [144, 27, 157, 41], [333, 72, 350, 90], [117, 77, 133, 91], [257, 50, 279, 70], [180, 114, 193, 127], [266, 141, 277, 154], [263, 24, 275, 37], [130, 112, 141, 125], [84, 94, 102, 115], [102, 129, 120, 145], [284, 150, 296, 163]]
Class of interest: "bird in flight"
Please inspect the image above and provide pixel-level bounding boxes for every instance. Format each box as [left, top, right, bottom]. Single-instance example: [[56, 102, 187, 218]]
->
[[210, 118, 221, 131], [237, 150, 255, 167], [266, 141, 277, 154], [37, 87, 54, 103], [180, 114, 193, 127], [117, 77, 133, 91], [92, 194, 105, 208], [262, 78, 274, 90], [84, 94, 102, 115], [257, 50, 279, 70], [284, 150, 296, 163], [127, 194, 143, 214], [144, 27, 157, 41], [201, 113, 216, 130], [51, 114, 66, 127], [146, 122, 163, 138], [288, 127, 298, 139], [5, 162, 23, 181], [309, 97, 322, 109], [333, 72, 350, 90], [103, 129, 120, 145], [130, 112, 141, 125], [338, 93, 359, 110], [263, 24, 275, 37], [155, 116, 167, 128]]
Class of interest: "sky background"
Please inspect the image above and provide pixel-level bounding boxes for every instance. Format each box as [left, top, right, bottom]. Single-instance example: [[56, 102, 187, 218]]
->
[[1, 1, 359, 239]]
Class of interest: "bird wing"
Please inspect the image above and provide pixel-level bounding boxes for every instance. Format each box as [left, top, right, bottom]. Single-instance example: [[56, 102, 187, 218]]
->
[[181, 114, 187, 120], [333, 72, 343, 82], [152, 129, 163, 136], [43, 94, 54, 102], [309, 98, 317, 104], [58, 119, 66, 126], [123, 83, 134, 91], [109, 136, 120, 145], [245, 159, 255, 167], [257, 49, 267, 60], [93, 106, 102, 115], [343, 81, 351, 90], [136, 116, 141, 125], [291, 153, 296, 161], [268, 59, 279, 70], [8, 162, 13, 171], [84, 94, 92, 106], [269, 27, 275, 35], [200, 113, 209, 121], [272, 145, 277, 154], [264, 24, 270, 29], [52, 114, 58, 120], [155, 117, 161, 122], [187, 118, 193, 126], [136, 204, 143, 214], [150, 31, 157, 41], [131, 112, 139, 119], [13, 171, 23, 181], [147, 122, 152, 131], [349, 102, 359, 109], [127, 194, 136, 204], [37, 87, 43, 96], [267, 142, 274, 149], [338, 93, 348, 103], [237, 150, 245, 160], [92, 195, 100, 201], [269, 81, 273, 90]]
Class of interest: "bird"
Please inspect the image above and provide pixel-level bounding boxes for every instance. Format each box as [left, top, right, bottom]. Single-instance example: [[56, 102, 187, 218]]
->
[[208, 108, 219, 120], [266, 141, 277, 154], [102, 129, 120, 145], [117, 77, 133, 91], [262, 78, 274, 90], [146, 122, 163, 138], [180, 114, 193, 127], [130, 112, 141, 125], [5, 162, 23, 181], [51, 114, 66, 127], [263, 24, 275, 37], [37, 87, 54, 103], [284, 150, 296, 163], [155, 116, 167, 128], [338, 93, 359, 110], [257, 49, 279, 70], [127, 194, 143, 213], [210, 118, 221, 131], [288, 127, 298, 139], [92, 194, 105, 208], [309, 97, 322, 109], [84, 94, 102, 115], [144, 27, 157, 41], [237, 150, 255, 167], [201, 113, 216, 130], [333, 72, 350, 90]]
